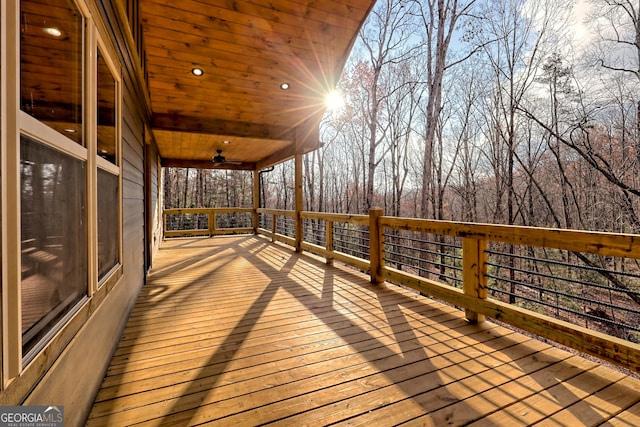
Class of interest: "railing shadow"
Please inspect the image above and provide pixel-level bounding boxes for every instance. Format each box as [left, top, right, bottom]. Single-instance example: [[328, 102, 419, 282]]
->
[[89, 235, 640, 425]]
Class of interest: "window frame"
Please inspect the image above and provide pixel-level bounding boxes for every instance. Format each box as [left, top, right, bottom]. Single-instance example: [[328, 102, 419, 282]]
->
[[1, 0, 123, 378], [94, 35, 122, 289]]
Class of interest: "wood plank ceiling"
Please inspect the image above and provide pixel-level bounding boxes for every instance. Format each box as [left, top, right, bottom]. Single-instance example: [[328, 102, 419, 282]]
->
[[140, 0, 376, 170]]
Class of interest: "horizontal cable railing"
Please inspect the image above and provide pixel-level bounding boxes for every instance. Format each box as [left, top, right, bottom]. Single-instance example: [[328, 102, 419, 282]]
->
[[163, 207, 254, 237], [383, 230, 463, 287], [485, 244, 640, 342]]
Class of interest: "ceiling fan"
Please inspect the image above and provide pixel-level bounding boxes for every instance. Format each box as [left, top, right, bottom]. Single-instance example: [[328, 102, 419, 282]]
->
[[212, 149, 242, 166]]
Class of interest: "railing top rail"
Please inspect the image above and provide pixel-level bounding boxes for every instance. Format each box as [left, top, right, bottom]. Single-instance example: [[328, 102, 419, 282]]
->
[[164, 207, 254, 214], [257, 208, 296, 217], [380, 216, 640, 259], [301, 211, 369, 225]]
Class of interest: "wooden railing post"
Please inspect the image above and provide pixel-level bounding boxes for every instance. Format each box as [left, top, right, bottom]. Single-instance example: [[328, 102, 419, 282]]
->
[[462, 237, 487, 323], [253, 169, 260, 234], [271, 214, 276, 243], [294, 153, 303, 252], [212, 211, 217, 235], [369, 208, 384, 284], [208, 211, 214, 236], [325, 220, 334, 265]]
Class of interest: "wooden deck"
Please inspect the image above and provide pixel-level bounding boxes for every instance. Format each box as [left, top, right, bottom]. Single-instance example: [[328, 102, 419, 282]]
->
[[87, 235, 640, 426]]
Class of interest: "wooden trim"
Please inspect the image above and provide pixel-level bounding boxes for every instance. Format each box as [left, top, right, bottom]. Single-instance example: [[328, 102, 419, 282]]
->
[[1, 0, 22, 381], [19, 113, 88, 162], [86, 20, 99, 296]]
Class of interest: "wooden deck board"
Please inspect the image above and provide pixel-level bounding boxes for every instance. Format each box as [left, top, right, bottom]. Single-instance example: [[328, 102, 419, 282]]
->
[[87, 236, 640, 426]]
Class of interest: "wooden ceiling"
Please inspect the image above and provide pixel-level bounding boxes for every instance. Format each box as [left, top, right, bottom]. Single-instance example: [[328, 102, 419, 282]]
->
[[140, 0, 376, 170]]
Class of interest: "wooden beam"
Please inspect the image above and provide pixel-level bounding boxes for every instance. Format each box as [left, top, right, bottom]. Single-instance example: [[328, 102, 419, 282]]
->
[[153, 113, 294, 141], [161, 158, 255, 170], [256, 116, 322, 170]]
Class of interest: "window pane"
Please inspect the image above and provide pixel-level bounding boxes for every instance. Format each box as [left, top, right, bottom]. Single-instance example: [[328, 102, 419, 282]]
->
[[21, 134, 87, 357], [20, 0, 84, 145], [98, 169, 119, 280], [97, 48, 117, 164]]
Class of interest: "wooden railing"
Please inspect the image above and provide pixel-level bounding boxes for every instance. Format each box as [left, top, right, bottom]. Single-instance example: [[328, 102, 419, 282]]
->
[[163, 207, 254, 237], [165, 206, 640, 373], [256, 208, 640, 373]]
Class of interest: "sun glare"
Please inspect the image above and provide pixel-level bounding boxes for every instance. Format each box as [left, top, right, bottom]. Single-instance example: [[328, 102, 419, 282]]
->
[[325, 90, 344, 111]]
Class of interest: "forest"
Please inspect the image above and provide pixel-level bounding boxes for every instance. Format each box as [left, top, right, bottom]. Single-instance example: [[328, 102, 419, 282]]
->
[[164, 0, 640, 234]]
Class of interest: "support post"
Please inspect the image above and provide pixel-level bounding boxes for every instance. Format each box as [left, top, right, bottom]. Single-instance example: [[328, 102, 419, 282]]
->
[[294, 153, 303, 252], [369, 208, 384, 284], [253, 169, 260, 234], [325, 220, 334, 265], [271, 214, 276, 243], [462, 237, 487, 323]]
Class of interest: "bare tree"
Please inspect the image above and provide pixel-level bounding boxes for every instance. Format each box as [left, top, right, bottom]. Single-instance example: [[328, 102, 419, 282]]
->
[[413, 0, 478, 219]]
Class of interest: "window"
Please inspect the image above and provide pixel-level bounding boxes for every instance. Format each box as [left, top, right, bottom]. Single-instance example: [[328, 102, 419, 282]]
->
[[96, 45, 120, 282], [97, 48, 117, 163], [97, 169, 119, 280], [13, 0, 122, 364], [20, 135, 87, 356], [20, 0, 84, 145]]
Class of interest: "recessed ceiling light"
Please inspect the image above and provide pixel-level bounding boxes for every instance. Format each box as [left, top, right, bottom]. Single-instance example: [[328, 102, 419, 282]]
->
[[280, 82, 290, 90], [223, 140, 231, 144], [64, 128, 77, 133], [44, 27, 62, 37], [191, 67, 204, 76]]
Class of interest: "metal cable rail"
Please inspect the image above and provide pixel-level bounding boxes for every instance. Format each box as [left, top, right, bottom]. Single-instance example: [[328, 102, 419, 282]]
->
[[490, 287, 640, 335], [487, 260, 640, 297], [489, 248, 640, 281], [487, 272, 640, 318], [384, 232, 461, 250], [384, 248, 463, 273]]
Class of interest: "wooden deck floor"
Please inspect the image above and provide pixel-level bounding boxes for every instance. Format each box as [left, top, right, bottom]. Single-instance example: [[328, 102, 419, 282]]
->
[[87, 235, 640, 426]]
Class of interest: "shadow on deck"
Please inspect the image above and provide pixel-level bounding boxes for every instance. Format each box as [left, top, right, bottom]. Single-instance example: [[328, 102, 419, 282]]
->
[[87, 235, 640, 426]]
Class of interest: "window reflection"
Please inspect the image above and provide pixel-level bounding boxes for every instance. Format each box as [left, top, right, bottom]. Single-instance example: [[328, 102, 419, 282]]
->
[[21, 135, 87, 357], [98, 169, 119, 280], [20, 0, 84, 145], [97, 48, 117, 163]]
